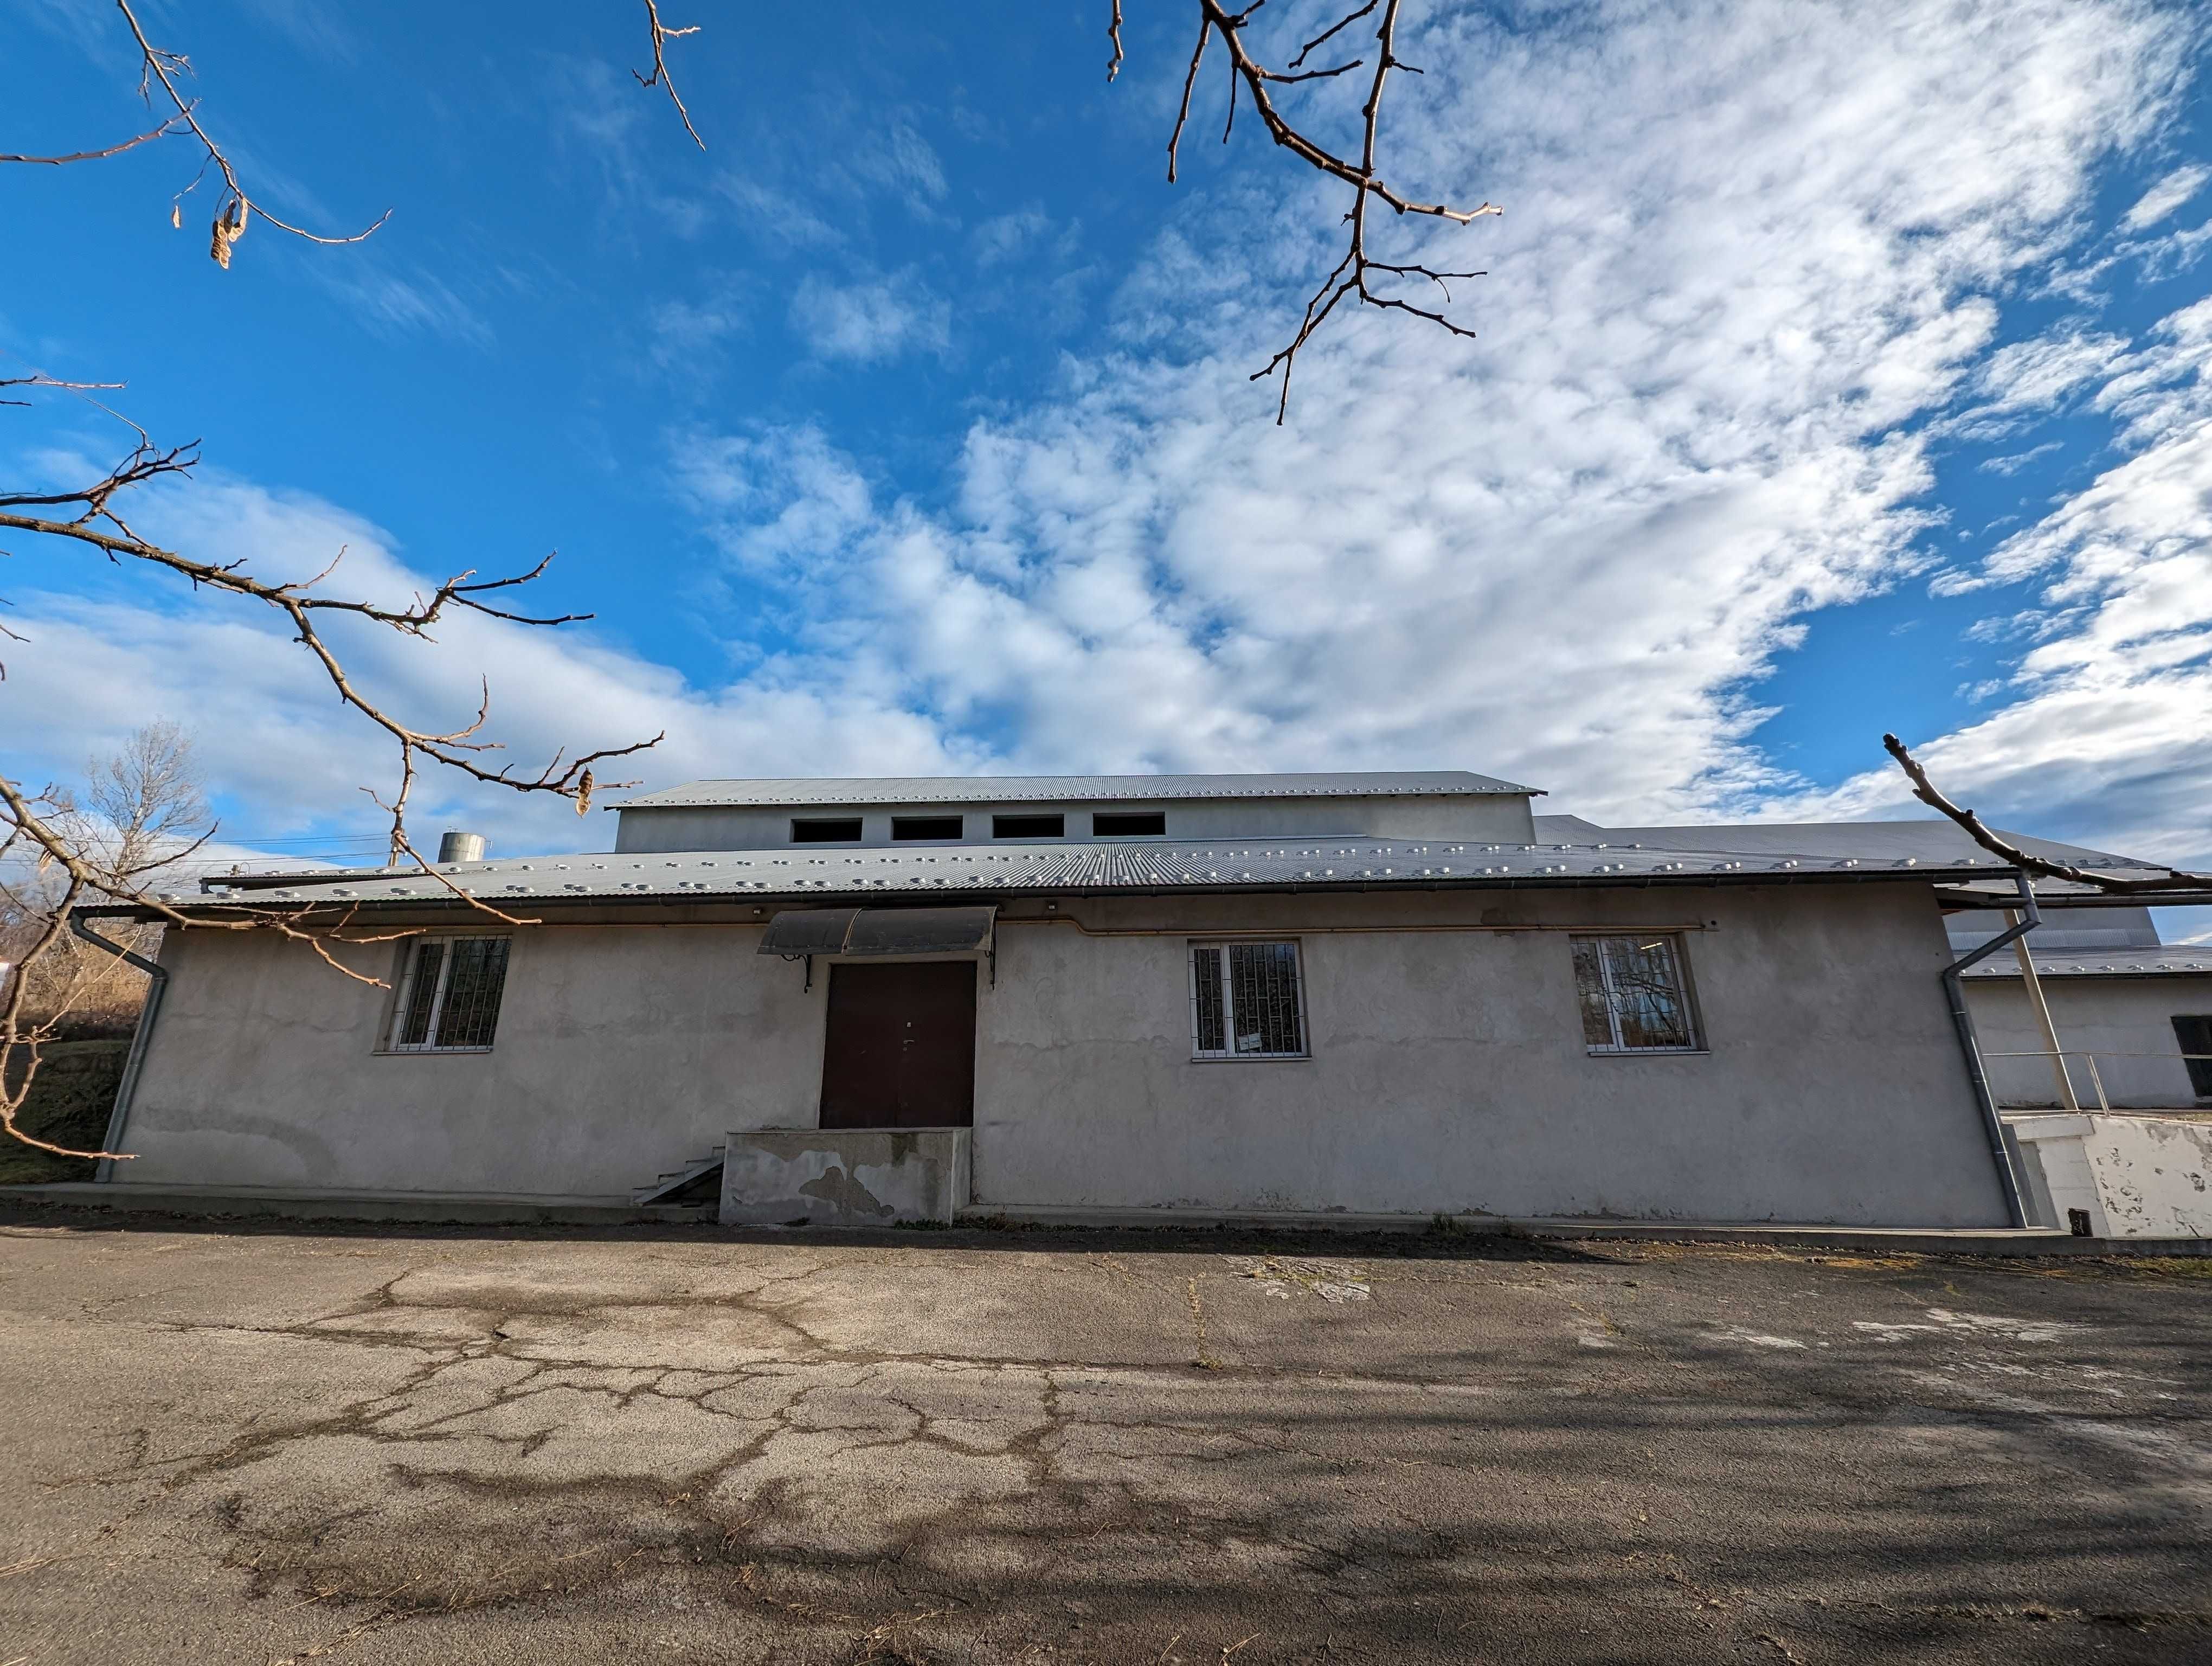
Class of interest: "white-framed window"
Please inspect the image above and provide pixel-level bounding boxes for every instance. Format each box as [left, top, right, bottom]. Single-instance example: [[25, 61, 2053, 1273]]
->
[[1189, 940, 1308, 1060], [1571, 933, 1700, 1053], [386, 935, 511, 1053]]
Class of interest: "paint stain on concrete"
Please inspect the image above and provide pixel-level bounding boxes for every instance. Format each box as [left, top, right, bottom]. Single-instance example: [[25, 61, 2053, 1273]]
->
[[1708, 1327, 1806, 1350], [1234, 1257, 1371, 1304], [1854, 1308, 2086, 1345], [798, 1164, 894, 1220]]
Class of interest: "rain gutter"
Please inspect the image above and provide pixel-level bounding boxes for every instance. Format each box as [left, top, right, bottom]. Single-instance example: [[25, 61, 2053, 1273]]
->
[[67, 912, 166, 1183], [1940, 873, 2038, 1229]]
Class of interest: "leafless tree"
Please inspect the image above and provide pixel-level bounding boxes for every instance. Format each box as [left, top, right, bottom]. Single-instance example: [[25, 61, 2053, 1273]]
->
[[1, 726, 210, 1053], [81, 721, 212, 881], [0, 5, 679, 1155]]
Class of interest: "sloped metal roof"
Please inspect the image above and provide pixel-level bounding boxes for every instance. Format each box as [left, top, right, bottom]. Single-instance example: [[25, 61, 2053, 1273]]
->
[[619, 770, 1536, 809], [1535, 816, 2159, 872], [1960, 945, 2212, 979], [151, 834, 2017, 914]]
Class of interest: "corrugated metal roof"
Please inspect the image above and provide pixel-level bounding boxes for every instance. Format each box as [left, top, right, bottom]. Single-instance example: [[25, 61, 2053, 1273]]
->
[[1961, 945, 2212, 979], [1538, 816, 2159, 872], [156, 834, 2016, 913], [619, 770, 1536, 809]]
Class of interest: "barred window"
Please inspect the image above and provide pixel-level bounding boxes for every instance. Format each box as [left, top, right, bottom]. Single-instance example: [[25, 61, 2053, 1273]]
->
[[389, 936, 510, 1052], [1571, 934, 1697, 1053], [1190, 941, 1306, 1059]]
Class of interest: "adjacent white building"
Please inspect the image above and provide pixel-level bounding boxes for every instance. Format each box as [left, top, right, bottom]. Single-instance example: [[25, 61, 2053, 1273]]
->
[[1948, 907, 2212, 1112], [69, 770, 2209, 1232]]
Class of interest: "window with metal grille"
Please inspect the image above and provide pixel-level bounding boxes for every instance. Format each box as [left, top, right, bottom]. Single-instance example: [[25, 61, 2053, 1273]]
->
[[2174, 1015, 2212, 1099], [1571, 934, 1699, 1053], [1189, 941, 1306, 1059], [388, 936, 510, 1052]]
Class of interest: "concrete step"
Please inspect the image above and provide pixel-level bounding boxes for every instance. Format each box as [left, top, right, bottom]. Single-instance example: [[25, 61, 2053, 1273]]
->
[[632, 1146, 726, 1206]]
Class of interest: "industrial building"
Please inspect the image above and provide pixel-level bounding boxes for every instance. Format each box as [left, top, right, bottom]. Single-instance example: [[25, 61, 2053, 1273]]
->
[[68, 770, 2211, 1231]]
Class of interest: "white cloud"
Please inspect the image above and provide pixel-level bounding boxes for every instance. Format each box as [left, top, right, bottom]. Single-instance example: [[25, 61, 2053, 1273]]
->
[[1952, 327, 2127, 434], [306, 264, 494, 347], [716, 178, 844, 252], [787, 271, 950, 364], [1785, 341, 2212, 869], [10, 0, 2208, 886], [0, 474, 981, 858], [972, 208, 1050, 267], [2121, 162, 2211, 231], [861, 121, 949, 204], [684, 0, 2198, 825], [1980, 441, 2063, 476], [646, 279, 754, 367]]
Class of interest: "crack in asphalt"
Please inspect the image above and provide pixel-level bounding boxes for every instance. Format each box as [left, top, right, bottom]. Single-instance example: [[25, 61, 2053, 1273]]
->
[[8, 1231, 2212, 1664]]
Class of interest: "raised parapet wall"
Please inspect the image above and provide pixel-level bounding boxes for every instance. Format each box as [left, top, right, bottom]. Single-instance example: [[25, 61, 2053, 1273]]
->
[[616, 791, 1538, 853]]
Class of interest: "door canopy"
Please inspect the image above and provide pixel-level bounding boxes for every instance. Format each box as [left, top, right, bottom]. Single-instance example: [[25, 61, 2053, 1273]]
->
[[756, 905, 996, 959]]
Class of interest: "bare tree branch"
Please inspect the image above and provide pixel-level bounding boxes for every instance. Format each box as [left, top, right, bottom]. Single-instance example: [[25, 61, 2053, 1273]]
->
[[0, 372, 126, 410], [1133, 0, 1501, 421], [0, 4, 716, 1158], [0, 407, 660, 1156], [0, 108, 190, 166], [1290, 0, 1378, 69], [635, 0, 706, 150], [108, 0, 391, 265], [1883, 734, 2212, 896]]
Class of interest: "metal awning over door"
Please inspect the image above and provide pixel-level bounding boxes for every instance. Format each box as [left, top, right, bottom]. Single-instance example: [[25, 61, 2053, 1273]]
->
[[756, 906, 996, 959]]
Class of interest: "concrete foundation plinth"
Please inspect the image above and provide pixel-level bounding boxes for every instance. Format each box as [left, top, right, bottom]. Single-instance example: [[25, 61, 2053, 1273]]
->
[[719, 1128, 970, 1227]]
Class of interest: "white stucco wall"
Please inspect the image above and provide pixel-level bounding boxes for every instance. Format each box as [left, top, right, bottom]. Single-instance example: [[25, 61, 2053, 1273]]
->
[[1963, 976, 2212, 1110], [2008, 1113, 2212, 1236], [121, 923, 823, 1199], [113, 881, 2010, 1225], [972, 885, 2004, 1225]]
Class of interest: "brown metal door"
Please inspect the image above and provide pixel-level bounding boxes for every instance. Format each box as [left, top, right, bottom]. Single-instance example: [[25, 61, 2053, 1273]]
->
[[819, 961, 977, 1129]]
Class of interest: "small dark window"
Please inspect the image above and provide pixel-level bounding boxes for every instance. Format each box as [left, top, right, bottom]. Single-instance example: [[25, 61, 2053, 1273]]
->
[[792, 817, 863, 843], [892, 815, 964, 841], [2174, 1016, 2212, 1098], [1092, 810, 1166, 837], [992, 813, 1064, 839]]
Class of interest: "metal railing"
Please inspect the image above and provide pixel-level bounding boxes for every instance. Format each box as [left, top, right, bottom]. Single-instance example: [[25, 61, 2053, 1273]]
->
[[1981, 1049, 2212, 1114]]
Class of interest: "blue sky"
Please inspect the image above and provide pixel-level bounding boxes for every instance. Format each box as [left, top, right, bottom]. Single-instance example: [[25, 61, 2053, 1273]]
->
[[4, 1, 2209, 918]]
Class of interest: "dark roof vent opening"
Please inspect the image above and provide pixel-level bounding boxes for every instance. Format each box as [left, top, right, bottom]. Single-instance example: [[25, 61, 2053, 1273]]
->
[[992, 813, 1065, 840], [1092, 810, 1166, 837], [892, 815, 965, 842], [792, 817, 864, 844]]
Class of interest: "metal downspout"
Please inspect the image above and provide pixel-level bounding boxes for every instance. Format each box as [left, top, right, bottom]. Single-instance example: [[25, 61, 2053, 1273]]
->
[[67, 913, 168, 1183], [1941, 874, 2038, 1229]]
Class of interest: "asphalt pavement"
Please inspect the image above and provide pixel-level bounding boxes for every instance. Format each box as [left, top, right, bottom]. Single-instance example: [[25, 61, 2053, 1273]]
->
[[1, 1207, 2208, 1663]]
